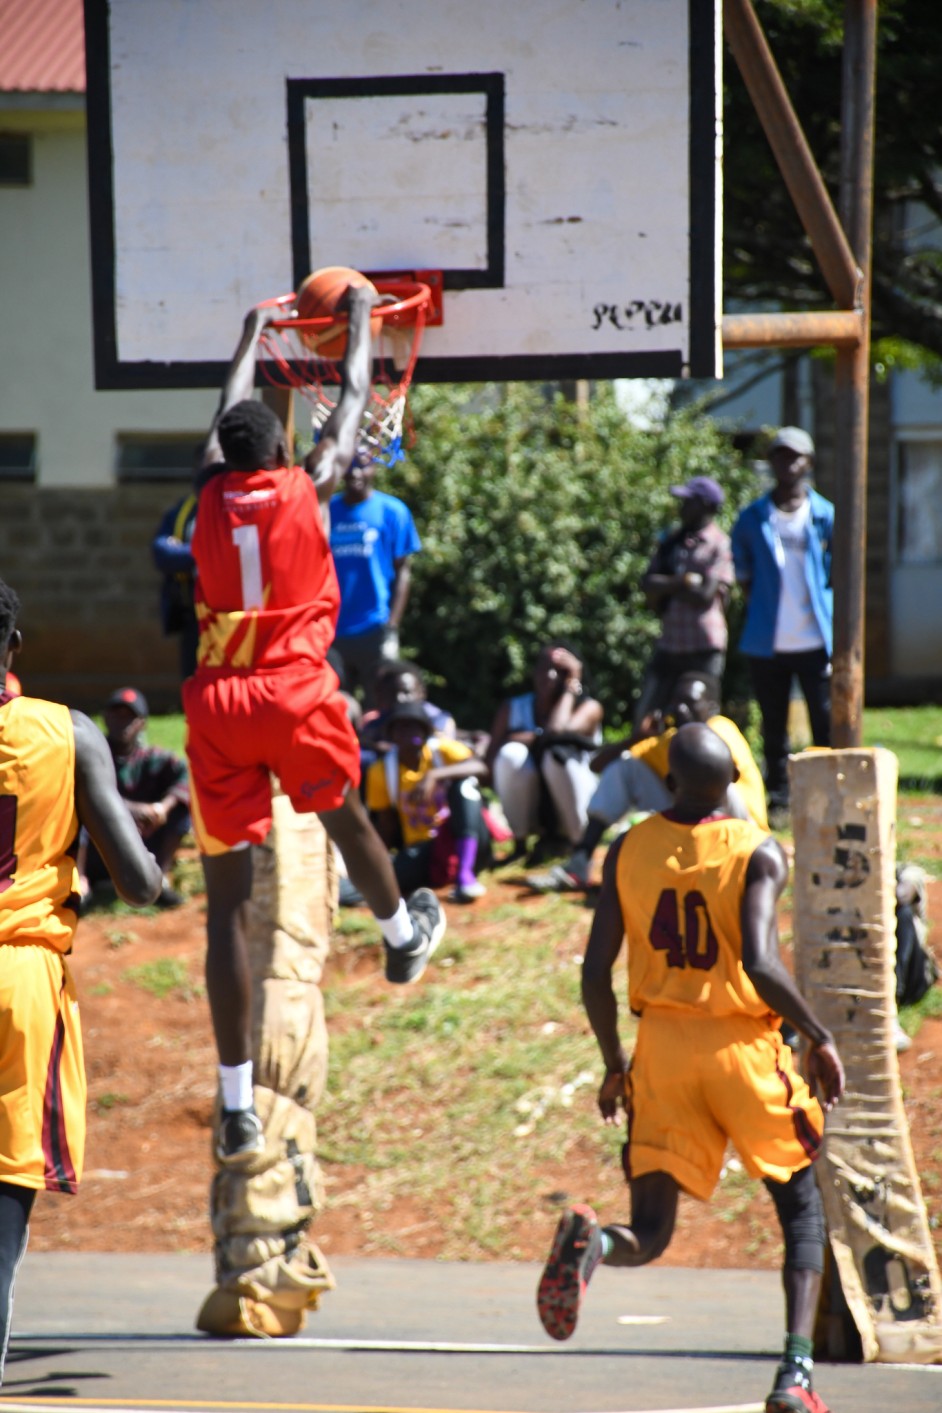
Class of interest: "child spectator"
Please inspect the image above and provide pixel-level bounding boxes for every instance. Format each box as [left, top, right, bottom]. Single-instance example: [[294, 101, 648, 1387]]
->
[[366, 702, 490, 903], [360, 659, 457, 763]]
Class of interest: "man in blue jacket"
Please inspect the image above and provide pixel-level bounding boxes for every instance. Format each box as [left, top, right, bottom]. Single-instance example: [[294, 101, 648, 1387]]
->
[[731, 427, 834, 819]]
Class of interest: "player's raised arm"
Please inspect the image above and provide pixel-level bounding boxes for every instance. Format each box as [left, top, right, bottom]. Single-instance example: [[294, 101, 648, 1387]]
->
[[201, 305, 273, 476], [71, 711, 163, 907], [304, 283, 381, 503]]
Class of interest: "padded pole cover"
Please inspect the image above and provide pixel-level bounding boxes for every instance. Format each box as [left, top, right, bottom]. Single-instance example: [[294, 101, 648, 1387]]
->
[[789, 748, 942, 1364], [197, 792, 337, 1337]]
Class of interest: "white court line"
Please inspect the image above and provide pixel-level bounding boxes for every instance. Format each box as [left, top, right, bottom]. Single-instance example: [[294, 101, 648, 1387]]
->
[[13, 1334, 562, 1354], [616, 1315, 670, 1326], [0, 1402, 766, 1413]]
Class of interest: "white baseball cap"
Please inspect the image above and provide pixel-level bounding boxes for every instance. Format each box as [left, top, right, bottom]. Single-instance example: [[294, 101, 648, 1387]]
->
[[769, 426, 815, 456]]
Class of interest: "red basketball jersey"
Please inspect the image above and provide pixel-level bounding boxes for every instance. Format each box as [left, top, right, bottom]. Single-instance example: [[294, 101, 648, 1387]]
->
[[193, 466, 339, 671]]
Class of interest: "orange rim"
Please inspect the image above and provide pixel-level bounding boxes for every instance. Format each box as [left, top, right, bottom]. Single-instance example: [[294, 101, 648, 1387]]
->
[[264, 280, 432, 334]]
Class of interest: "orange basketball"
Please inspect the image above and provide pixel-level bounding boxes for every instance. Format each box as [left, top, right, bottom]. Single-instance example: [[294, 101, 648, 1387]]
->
[[294, 266, 381, 358]]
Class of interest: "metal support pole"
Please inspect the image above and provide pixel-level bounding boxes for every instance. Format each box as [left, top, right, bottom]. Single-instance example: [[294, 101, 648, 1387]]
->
[[831, 0, 877, 748], [723, 310, 863, 350]]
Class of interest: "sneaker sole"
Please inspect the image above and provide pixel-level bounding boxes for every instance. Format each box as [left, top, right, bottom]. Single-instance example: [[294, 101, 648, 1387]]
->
[[765, 1393, 830, 1413], [385, 898, 446, 984], [536, 1204, 598, 1341], [214, 1138, 266, 1168]]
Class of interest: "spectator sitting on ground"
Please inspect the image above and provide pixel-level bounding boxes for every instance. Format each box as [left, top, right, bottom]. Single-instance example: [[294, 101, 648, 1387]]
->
[[365, 701, 490, 904], [486, 642, 604, 866], [77, 687, 191, 910], [634, 475, 733, 729], [528, 672, 766, 892], [360, 659, 457, 759]]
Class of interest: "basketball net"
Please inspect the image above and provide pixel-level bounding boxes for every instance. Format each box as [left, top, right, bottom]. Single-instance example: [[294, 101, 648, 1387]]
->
[[257, 281, 432, 467]]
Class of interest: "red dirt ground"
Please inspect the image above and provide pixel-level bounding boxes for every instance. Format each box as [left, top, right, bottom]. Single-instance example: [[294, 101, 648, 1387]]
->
[[28, 823, 942, 1275]]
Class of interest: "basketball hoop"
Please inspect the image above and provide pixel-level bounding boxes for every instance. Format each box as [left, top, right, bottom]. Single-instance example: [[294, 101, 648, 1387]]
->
[[258, 274, 440, 467]]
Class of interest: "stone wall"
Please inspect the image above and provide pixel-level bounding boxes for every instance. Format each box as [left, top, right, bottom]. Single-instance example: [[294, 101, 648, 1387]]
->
[[1, 483, 188, 712]]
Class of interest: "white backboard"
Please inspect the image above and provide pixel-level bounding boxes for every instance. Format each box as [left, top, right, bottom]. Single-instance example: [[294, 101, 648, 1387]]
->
[[85, 0, 722, 387]]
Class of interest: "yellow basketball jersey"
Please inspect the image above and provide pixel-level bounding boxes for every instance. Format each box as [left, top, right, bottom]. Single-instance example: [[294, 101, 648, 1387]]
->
[[0, 695, 80, 953], [630, 716, 768, 829], [615, 812, 775, 1022]]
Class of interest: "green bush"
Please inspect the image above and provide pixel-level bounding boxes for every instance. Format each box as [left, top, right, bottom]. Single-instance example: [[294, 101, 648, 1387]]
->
[[383, 383, 758, 730]]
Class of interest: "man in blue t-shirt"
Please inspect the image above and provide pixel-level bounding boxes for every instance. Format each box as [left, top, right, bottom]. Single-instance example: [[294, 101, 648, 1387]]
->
[[329, 455, 422, 705]]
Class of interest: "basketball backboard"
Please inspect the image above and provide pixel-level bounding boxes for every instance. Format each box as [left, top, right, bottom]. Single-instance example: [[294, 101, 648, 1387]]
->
[[84, 0, 722, 388]]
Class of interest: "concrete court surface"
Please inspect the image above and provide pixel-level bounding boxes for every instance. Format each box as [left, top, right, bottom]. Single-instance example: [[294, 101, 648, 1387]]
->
[[2, 1254, 940, 1413]]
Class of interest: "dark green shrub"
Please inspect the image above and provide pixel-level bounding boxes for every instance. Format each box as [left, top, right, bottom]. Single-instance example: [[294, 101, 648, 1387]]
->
[[381, 383, 758, 731]]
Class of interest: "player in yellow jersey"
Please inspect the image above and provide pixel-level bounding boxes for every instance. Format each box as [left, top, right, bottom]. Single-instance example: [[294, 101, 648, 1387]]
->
[[537, 723, 844, 1413], [0, 580, 162, 1384], [529, 672, 766, 893]]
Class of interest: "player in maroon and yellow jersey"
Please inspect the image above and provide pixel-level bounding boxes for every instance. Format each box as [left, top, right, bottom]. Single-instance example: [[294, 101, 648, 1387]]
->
[[183, 288, 445, 1165], [537, 723, 844, 1413], [0, 579, 162, 1384]]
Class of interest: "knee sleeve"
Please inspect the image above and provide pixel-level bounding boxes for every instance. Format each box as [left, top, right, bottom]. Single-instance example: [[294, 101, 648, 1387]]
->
[[764, 1164, 825, 1274], [0, 1182, 34, 1385]]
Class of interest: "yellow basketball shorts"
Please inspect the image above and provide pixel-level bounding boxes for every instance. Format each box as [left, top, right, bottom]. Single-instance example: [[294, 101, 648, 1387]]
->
[[626, 1009, 823, 1201], [0, 943, 86, 1194]]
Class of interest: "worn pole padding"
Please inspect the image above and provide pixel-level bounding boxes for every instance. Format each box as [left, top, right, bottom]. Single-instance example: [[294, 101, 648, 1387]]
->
[[197, 792, 337, 1338], [789, 748, 942, 1364]]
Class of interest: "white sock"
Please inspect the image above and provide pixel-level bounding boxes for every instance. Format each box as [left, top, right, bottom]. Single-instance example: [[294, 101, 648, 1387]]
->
[[600, 1230, 614, 1258], [219, 1061, 254, 1111], [377, 898, 417, 949]]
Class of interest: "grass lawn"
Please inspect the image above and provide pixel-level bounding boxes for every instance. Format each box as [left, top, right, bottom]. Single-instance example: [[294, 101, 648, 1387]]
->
[[863, 705, 942, 791]]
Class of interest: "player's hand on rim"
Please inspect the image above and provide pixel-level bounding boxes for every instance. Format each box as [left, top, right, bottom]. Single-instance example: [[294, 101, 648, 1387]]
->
[[245, 303, 275, 334], [338, 282, 382, 313]]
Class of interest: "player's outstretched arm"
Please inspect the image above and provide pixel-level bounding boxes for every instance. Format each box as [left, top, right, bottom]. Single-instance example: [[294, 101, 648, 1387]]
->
[[582, 834, 631, 1119], [304, 284, 380, 503], [741, 836, 844, 1110], [201, 305, 273, 474], [71, 712, 163, 907]]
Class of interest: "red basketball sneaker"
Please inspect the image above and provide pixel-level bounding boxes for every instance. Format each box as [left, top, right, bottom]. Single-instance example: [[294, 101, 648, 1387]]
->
[[536, 1204, 604, 1341], [766, 1380, 831, 1412]]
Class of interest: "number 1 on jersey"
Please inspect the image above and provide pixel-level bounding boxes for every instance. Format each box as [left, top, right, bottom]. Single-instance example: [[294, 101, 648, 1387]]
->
[[232, 523, 264, 609]]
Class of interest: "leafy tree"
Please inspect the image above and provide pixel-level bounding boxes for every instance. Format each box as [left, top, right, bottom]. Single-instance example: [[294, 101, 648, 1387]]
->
[[725, 0, 942, 374], [384, 385, 756, 731]]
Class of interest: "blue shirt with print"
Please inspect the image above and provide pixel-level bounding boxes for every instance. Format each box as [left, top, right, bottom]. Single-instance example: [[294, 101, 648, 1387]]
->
[[329, 490, 421, 638]]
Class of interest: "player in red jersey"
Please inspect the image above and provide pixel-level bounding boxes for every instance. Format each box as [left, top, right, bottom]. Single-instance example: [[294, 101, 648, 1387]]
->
[[183, 286, 446, 1164]]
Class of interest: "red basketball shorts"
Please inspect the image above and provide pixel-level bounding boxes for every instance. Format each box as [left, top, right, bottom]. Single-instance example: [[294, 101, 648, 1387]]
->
[[183, 665, 360, 855]]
